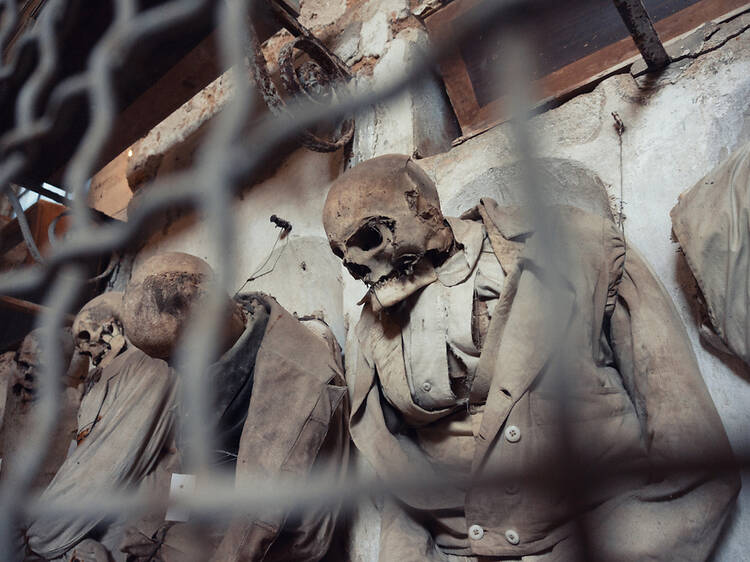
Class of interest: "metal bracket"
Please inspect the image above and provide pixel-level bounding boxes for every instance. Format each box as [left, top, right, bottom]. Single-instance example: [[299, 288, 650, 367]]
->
[[247, 0, 354, 153], [613, 0, 670, 71]]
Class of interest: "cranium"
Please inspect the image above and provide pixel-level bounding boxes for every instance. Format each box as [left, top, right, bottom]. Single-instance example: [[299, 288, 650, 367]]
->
[[13, 328, 75, 402], [122, 252, 245, 359], [73, 292, 126, 369], [69, 538, 110, 562], [323, 154, 454, 309], [1, 351, 17, 408]]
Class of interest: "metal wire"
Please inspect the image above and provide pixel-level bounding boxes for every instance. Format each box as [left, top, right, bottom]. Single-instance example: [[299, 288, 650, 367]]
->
[[0, 0, 742, 560], [5, 180, 44, 262]]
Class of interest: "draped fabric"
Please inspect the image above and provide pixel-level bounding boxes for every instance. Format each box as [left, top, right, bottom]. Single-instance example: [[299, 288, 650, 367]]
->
[[26, 346, 176, 559], [350, 200, 739, 561], [671, 142, 750, 365], [209, 295, 349, 562]]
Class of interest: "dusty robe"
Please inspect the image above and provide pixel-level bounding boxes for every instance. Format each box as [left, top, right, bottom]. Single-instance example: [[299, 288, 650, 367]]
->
[[25, 346, 176, 559], [350, 199, 740, 561], [671, 141, 750, 365]]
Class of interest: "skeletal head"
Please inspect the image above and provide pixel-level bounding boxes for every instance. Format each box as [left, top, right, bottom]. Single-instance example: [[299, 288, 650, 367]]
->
[[323, 154, 454, 309], [13, 328, 74, 402], [1, 351, 17, 398], [70, 538, 110, 562], [73, 292, 125, 368], [122, 252, 245, 359]]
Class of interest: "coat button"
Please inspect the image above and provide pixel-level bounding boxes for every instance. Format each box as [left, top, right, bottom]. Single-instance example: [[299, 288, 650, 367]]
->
[[504, 425, 521, 443], [505, 529, 520, 545], [422, 381, 432, 392], [468, 524, 484, 540]]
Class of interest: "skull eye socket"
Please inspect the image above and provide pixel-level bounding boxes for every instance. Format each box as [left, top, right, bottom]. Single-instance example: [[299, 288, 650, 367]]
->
[[77, 330, 90, 342], [347, 225, 383, 251], [330, 245, 344, 259], [103, 324, 114, 335]]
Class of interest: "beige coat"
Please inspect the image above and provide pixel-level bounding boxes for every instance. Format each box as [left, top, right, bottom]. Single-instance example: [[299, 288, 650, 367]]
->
[[120, 296, 349, 562], [350, 200, 740, 561], [671, 141, 750, 364], [210, 297, 349, 562], [26, 346, 177, 559]]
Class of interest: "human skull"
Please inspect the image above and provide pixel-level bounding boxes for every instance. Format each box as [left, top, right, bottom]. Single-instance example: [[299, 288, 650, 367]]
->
[[323, 154, 454, 309], [0, 351, 14, 377], [1, 351, 17, 404], [13, 328, 75, 402], [69, 538, 110, 562], [73, 292, 125, 369], [122, 252, 245, 359]]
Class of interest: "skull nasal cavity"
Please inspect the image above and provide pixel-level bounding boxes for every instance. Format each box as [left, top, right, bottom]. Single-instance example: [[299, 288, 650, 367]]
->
[[349, 225, 383, 251], [345, 262, 371, 279]]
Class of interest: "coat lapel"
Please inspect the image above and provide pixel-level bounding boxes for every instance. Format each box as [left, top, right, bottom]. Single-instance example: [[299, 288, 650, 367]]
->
[[470, 199, 576, 466]]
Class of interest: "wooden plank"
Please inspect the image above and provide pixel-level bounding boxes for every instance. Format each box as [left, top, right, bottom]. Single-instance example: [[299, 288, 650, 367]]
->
[[1, 0, 49, 61], [84, 4, 301, 219], [88, 3, 293, 180], [94, 33, 221, 176], [426, 0, 750, 138], [0, 295, 75, 324], [88, 149, 132, 221], [424, 0, 483, 137]]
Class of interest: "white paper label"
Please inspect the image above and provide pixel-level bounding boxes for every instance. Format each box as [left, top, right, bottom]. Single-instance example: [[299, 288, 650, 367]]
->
[[165, 473, 197, 522], [67, 440, 77, 457]]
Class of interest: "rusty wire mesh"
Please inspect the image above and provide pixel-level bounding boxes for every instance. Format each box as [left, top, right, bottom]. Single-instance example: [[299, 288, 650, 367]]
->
[[0, 0, 744, 560]]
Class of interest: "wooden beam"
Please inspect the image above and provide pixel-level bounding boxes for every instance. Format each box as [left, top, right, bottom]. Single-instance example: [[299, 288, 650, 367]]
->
[[0, 295, 75, 324], [427, 0, 750, 139], [89, 3, 295, 180]]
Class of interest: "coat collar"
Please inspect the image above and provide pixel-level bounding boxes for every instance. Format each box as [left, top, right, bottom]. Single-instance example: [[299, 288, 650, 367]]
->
[[469, 199, 576, 465], [435, 217, 486, 287]]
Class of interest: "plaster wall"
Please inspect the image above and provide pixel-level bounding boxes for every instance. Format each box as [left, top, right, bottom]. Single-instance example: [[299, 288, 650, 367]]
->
[[127, 0, 750, 557]]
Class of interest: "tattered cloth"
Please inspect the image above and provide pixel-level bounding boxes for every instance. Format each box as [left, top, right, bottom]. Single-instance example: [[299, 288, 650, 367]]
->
[[25, 346, 176, 559], [120, 294, 349, 562], [671, 141, 750, 365], [350, 199, 740, 560]]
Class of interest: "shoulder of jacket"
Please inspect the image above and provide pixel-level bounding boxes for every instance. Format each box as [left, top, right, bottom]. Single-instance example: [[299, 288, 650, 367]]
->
[[355, 304, 378, 343]]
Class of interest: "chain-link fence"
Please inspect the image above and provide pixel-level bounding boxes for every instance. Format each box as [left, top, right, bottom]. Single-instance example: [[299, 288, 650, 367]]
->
[[0, 0, 745, 560]]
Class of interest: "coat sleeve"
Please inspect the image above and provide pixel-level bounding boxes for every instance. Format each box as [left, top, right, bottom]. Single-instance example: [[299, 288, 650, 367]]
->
[[588, 242, 740, 561], [26, 349, 176, 559]]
